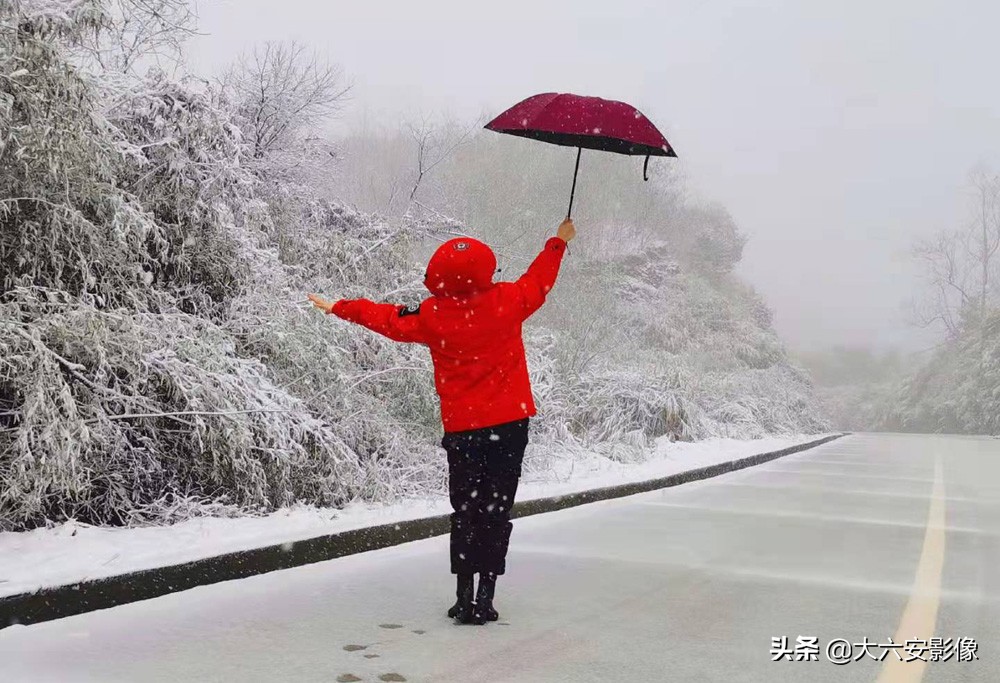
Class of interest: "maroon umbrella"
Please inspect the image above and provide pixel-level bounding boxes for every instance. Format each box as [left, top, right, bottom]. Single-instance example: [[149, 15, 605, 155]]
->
[[485, 92, 676, 218]]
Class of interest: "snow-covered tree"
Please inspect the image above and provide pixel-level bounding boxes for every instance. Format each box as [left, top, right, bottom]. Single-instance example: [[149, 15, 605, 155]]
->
[[848, 169, 1000, 435], [222, 41, 350, 159], [912, 169, 1000, 339]]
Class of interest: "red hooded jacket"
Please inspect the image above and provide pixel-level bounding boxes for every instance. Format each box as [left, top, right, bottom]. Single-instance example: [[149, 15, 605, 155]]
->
[[330, 236, 567, 433]]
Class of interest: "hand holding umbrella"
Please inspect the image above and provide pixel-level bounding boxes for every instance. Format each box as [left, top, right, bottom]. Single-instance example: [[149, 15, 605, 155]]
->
[[557, 217, 576, 243]]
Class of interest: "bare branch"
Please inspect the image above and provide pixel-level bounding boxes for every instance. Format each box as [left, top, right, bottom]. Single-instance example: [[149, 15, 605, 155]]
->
[[406, 115, 484, 202], [912, 167, 1000, 338], [83, 0, 199, 75]]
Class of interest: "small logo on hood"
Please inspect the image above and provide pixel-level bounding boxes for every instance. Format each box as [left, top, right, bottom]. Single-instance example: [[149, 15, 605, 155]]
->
[[425, 237, 497, 296]]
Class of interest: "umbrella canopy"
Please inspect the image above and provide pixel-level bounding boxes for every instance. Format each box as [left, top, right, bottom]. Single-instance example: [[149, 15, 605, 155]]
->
[[485, 92, 676, 158], [485, 92, 676, 218]]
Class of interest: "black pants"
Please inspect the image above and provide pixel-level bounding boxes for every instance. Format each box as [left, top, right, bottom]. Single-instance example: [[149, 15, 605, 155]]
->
[[443, 418, 529, 576]]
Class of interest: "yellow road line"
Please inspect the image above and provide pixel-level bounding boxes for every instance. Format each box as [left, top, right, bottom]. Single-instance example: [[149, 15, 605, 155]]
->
[[876, 454, 946, 683]]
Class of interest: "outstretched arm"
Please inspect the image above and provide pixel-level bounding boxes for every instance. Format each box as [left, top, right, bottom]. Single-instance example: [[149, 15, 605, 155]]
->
[[510, 218, 575, 320], [308, 294, 428, 344]]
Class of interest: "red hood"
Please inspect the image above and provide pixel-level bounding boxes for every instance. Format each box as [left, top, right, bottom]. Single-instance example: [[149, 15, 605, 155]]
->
[[424, 237, 497, 297]]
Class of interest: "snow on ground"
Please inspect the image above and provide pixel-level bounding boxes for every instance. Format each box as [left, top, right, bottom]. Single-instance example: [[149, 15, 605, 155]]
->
[[0, 434, 826, 598]]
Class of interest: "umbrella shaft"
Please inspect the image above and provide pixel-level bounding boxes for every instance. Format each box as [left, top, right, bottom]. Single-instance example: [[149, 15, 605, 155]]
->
[[567, 147, 582, 219]]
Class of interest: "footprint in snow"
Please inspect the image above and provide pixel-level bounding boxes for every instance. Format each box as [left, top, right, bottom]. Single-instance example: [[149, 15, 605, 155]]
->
[[379, 623, 403, 630], [343, 644, 367, 652]]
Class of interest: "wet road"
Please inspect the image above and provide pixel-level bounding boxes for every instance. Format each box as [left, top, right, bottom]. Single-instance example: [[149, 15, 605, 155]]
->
[[1, 433, 996, 682]]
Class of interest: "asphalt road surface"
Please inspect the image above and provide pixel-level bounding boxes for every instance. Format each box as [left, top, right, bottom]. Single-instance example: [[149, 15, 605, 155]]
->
[[1, 433, 996, 682]]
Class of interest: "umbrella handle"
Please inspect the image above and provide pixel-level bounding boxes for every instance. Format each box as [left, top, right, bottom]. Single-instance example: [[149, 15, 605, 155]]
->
[[643, 155, 650, 181], [567, 147, 582, 219]]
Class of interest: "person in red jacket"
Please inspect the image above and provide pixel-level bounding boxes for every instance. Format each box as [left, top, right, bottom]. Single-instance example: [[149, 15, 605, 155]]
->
[[309, 218, 575, 625]]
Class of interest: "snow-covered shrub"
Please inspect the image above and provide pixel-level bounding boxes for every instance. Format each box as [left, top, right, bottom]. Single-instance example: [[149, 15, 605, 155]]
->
[[1, 1, 155, 309], [0, 2, 441, 530], [0, 288, 358, 529], [682, 205, 747, 277], [104, 70, 259, 311]]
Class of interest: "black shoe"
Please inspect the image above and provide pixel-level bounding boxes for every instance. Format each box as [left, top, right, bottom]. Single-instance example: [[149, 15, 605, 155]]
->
[[454, 602, 487, 625], [476, 573, 499, 621], [447, 573, 474, 619], [478, 599, 499, 622]]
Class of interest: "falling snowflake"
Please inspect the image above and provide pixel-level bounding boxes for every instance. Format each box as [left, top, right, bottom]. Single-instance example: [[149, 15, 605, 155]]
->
[[489, 434, 500, 441]]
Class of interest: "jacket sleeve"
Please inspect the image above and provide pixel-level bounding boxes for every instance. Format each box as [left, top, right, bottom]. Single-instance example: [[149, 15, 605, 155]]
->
[[507, 236, 567, 321], [329, 299, 429, 344]]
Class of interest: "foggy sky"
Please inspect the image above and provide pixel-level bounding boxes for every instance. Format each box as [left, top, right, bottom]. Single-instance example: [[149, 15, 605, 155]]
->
[[186, 0, 1000, 353]]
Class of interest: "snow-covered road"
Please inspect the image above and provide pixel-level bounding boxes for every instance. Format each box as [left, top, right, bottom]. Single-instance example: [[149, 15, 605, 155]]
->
[[2, 434, 997, 682], [0, 435, 820, 598]]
